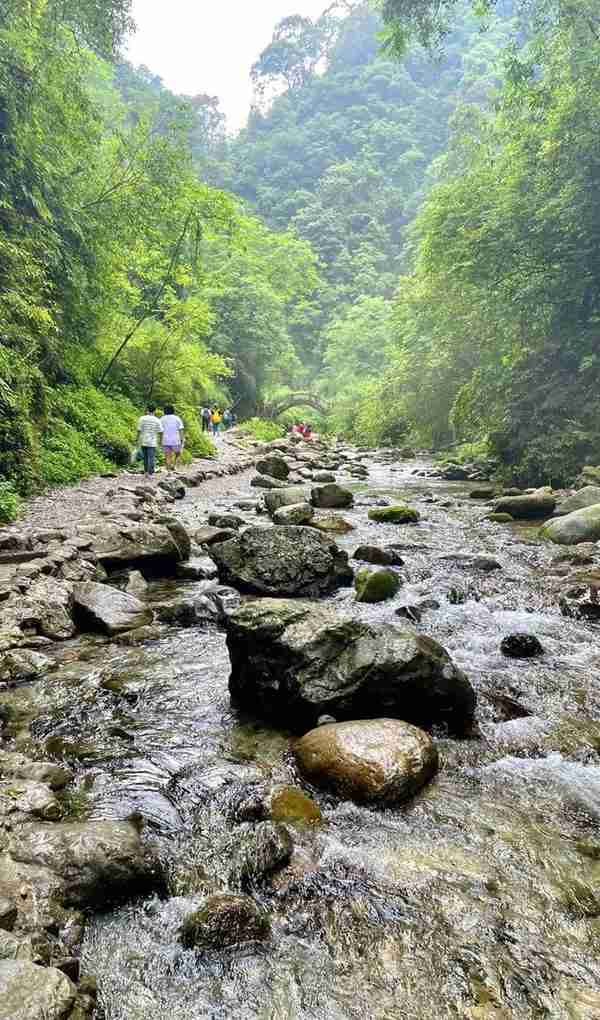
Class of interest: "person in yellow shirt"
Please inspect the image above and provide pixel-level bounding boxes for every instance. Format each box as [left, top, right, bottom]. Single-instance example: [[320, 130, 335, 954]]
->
[[211, 408, 223, 435]]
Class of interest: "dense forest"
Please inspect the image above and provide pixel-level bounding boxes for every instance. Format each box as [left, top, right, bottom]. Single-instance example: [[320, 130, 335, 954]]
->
[[1, 0, 600, 513]]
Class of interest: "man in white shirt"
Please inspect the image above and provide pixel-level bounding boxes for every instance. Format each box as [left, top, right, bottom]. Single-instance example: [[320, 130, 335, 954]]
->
[[137, 404, 163, 476]]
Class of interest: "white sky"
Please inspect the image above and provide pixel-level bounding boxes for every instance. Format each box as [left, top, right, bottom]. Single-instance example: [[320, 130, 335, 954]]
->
[[127, 1, 330, 130]]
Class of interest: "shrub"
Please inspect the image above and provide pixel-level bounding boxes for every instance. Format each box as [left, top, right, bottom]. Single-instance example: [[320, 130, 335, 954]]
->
[[238, 417, 285, 442], [0, 480, 20, 523], [38, 421, 112, 487]]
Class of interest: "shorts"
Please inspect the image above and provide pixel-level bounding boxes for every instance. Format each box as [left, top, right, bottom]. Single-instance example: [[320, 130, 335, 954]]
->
[[163, 445, 182, 453]]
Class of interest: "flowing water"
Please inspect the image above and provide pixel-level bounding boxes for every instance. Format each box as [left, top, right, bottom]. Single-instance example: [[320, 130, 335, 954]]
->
[[10, 457, 600, 1019]]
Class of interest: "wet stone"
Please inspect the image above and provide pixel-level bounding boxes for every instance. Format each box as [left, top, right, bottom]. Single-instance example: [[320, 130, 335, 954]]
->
[[355, 567, 401, 603], [353, 545, 404, 567], [0, 899, 17, 933], [500, 633, 544, 659], [269, 786, 322, 826], [368, 505, 420, 525], [179, 894, 270, 951], [294, 719, 438, 804]]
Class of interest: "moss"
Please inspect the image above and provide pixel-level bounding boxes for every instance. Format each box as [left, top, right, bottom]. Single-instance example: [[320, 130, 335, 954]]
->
[[368, 505, 420, 524], [485, 512, 514, 523], [355, 566, 401, 603]]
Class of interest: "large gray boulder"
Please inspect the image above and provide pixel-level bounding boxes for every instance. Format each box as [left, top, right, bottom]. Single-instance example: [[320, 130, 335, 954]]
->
[[226, 599, 475, 733], [540, 504, 600, 545], [256, 455, 290, 481], [493, 490, 556, 519], [6, 820, 159, 911], [554, 486, 600, 516], [311, 483, 353, 509], [272, 503, 314, 526], [211, 527, 352, 597], [76, 519, 187, 569], [263, 486, 309, 515], [294, 719, 438, 804], [73, 582, 153, 635], [0, 960, 76, 1020], [20, 577, 75, 641]]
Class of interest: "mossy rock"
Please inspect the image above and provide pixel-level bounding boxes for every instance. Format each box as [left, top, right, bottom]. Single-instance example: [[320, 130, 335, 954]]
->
[[485, 512, 514, 524], [355, 567, 401, 604], [270, 785, 322, 825], [368, 505, 420, 525], [179, 894, 270, 950], [311, 516, 354, 534]]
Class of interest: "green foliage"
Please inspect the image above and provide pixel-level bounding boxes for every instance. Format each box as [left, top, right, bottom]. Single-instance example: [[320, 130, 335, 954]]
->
[[238, 418, 285, 443], [39, 422, 113, 488], [0, 481, 20, 523], [368, 0, 600, 483], [0, 2, 320, 496]]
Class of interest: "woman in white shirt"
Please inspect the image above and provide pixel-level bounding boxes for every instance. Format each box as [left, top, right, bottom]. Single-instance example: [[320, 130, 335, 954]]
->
[[160, 404, 185, 471]]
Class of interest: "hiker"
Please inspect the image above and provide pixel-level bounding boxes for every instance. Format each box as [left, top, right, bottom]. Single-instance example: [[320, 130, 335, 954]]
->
[[200, 406, 211, 432], [222, 408, 232, 430], [302, 422, 313, 440], [211, 407, 222, 436], [161, 404, 185, 471], [137, 404, 163, 476]]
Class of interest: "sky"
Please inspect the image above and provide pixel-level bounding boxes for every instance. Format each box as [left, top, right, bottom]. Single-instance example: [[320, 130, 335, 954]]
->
[[126, 1, 330, 130]]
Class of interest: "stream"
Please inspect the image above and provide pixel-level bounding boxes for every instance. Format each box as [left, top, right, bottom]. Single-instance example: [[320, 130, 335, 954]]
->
[[8, 455, 600, 1019]]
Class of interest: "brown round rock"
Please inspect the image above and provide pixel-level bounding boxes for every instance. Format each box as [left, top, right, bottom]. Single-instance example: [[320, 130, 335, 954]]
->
[[293, 718, 438, 804]]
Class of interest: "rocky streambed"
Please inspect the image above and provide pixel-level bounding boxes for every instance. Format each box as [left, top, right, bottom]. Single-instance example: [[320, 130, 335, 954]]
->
[[2, 437, 600, 1019]]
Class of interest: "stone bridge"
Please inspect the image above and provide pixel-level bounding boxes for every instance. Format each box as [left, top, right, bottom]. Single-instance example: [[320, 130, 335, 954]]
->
[[264, 392, 329, 419]]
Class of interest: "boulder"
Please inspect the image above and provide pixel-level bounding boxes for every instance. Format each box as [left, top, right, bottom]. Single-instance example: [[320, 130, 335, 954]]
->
[[73, 582, 153, 635], [312, 471, 336, 483], [250, 475, 287, 490], [211, 527, 353, 597], [78, 519, 186, 569], [263, 487, 310, 515], [226, 598, 475, 733], [0, 753, 72, 790], [269, 786, 322, 825], [0, 960, 76, 1020], [485, 512, 514, 524], [354, 567, 401, 604], [158, 477, 185, 500], [294, 719, 438, 804], [469, 487, 497, 500], [493, 491, 556, 519], [256, 455, 290, 481], [311, 516, 354, 534], [0, 901, 17, 935], [311, 483, 353, 509], [441, 464, 469, 481], [6, 820, 159, 909], [554, 486, 600, 517], [176, 556, 218, 581], [368, 506, 420, 525], [0, 780, 62, 821], [179, 894, 270, 950], [21, 578, 75, 641], [500, 634, 544, 659], [272, 503, 314, 526], [207, 513, 245, 529], [438, 553, 502, 572], [124, 570, 147, 596], [0, 650, 54, 685], [353, 545, 404, 567], [540, 504, 600, 545], [194, 526, 236, 547]]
